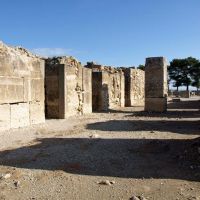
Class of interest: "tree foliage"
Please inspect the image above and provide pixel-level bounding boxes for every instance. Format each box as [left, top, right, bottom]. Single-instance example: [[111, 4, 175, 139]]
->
[[137, 64, 145, 71], [168, 57, 200, 91]]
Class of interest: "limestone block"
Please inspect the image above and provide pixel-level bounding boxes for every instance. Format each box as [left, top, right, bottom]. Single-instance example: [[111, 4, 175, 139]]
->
[[23, 78, 31, 102], [24, 78, 44, 102], [0, 42, 44, 78], [10, 103, 30, 128], [0, 104, 10, 131], [29, 101, 45, 125], [130, 69, 145, 106], [30, 60, 45, 79], [0, 77, 24, 104], [82, 67, 92, 114], [120, 73, 125, 107], [145, 57, 168, 98], [65, 65, 81, 117], [31, 78, 44, 102], [145, 57, 168, 112], [145, 98, 167, 112]]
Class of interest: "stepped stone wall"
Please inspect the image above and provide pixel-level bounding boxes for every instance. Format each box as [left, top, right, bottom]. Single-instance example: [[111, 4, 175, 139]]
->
[[45, 57, 92, 118], [0, 41, 45, 131], [85, 62, 125, 111], [122, 68, 145, 106]]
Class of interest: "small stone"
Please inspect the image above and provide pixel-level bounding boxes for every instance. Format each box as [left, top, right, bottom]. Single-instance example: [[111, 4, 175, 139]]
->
[[130, 196, 140, 200], [89, 134, 99, 139], [14, 181, 20, 188], [3, 173, 11, 179], [110, 180, 115, 184], [98, 180, 111, 186], [138, 196, 147, 200], [150, 130, 154, 133]]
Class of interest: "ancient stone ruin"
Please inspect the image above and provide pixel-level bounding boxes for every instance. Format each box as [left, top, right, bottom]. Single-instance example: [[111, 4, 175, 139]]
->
[[122, 67, 145, 107], [0, 41, 171, 131], [85, 62, 125, 111], [45, 57, 92, 118], [145, 57, 168, 112], [0, 41, 45, 131]]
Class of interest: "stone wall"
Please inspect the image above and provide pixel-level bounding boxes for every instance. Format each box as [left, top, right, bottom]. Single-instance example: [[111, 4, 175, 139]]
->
[[0, 41, 45, 131], [172, 91, 190, 98], [145, 57, 168, 112], [85, 62, 125, 111], [45, 57, 92, 118], [122, 68, 145, 106]]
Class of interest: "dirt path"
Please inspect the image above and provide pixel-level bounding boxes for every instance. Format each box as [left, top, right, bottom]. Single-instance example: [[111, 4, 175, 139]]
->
[[0, 98, 199, 200]]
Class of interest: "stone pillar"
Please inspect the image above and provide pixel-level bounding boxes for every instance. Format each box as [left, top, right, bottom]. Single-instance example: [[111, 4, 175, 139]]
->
[[145, 57, 168, 112]]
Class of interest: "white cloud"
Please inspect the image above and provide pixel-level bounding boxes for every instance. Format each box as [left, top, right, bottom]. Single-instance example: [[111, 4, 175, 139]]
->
[[30, 48, 73, 57]]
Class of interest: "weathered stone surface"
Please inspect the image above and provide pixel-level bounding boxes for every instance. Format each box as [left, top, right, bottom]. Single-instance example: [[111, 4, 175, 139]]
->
[[145, 98, 167, 112], [85, 62, 125, 111], [145, 57, 168, 98], [29, 101, 45, 125], [45, 56, 92, 118], [0, 41, 45, 131], [82, 67, 92, 114], [145, 57, 168, 112], [0, 104, 10, 131], [0, 77, 24, 104], [10, 103, 29, 128], [123, 68, 145, 106]]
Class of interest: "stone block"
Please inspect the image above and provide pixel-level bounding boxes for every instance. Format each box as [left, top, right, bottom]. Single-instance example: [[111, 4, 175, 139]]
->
[[65, 65, 80, 117], [145, 57, 168, 98], [45, 57, 92, 118], [0, 77, 24, 104], [123, 68, 144, 107], [10, 103, 30, 128], [31, 78, 44, 102], [29, 101, 45, 125], [82, 67, 92, 114], [145, 97, 167, 112], [0, 104, 10, 131], [0, 42, 45, 130], [88, 63, 125, 112], [145, 57, 168, 112]]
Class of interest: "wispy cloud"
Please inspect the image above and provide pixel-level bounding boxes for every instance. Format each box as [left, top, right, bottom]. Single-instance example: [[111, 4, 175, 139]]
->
[[30, 48, 74, 57]]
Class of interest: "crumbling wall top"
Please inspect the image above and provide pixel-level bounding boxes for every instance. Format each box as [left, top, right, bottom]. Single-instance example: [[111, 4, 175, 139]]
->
[[85, 61, 123, 74], [0, 41, 41, 60], [45, 56, 81, 67]]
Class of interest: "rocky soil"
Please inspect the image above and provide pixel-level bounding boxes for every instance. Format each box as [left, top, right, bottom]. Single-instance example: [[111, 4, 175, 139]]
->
[[0, 98, 199, 200]]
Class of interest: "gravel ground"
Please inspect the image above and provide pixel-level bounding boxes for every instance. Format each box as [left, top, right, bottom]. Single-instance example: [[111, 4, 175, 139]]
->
[[0, 97, 199, 200]]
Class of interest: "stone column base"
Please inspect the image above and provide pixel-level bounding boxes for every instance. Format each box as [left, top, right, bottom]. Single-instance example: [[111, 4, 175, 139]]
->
[[145, 97, 167, 112]]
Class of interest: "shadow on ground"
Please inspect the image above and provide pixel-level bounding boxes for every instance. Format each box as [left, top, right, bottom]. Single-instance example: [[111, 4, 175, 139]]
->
[[86, 120, 200, 135], [0, 137, 200, 181]]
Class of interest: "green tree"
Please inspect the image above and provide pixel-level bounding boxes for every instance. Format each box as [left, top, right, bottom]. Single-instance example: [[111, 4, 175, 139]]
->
[[168, 59, 184, 91], [168, 57, 199, 91], [190, 62, 200, 91], [137, 64, 145, 71], [182, 57, 199, 91]]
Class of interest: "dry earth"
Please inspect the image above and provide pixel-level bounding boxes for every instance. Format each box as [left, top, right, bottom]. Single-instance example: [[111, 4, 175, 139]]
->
[[0, 97, 200, 200]]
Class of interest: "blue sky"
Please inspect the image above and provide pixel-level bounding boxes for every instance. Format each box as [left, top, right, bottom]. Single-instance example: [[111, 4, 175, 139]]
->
[[0, 0, 200, 68]]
